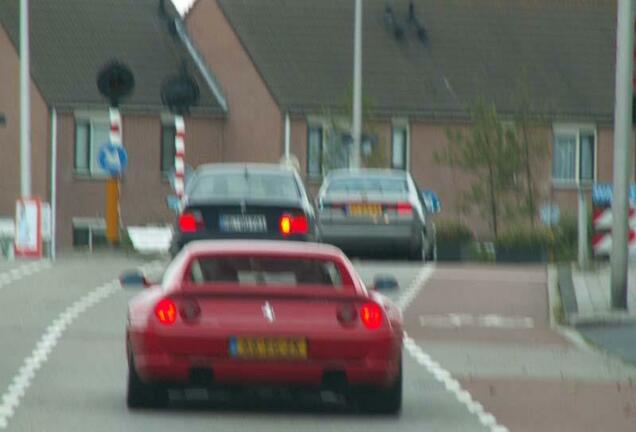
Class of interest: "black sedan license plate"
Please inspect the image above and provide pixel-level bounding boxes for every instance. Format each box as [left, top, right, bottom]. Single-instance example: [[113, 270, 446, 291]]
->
[[219, 215, 267, 233]]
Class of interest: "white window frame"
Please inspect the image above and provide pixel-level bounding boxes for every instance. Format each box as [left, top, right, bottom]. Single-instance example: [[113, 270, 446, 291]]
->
[[73, 111, 111, 178], [391, 119, 410, 171], [552, 123, 597, 187]]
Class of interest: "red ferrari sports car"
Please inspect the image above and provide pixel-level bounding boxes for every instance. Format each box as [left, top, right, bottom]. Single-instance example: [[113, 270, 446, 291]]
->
[[122, 240, 403, 413]]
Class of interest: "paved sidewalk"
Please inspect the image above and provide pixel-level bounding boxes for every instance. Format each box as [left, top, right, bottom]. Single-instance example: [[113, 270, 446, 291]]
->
[[568, 263, 636, 323], [555, 262, 636, 368]]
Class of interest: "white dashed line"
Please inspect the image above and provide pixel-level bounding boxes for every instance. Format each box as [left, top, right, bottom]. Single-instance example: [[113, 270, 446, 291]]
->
[[0, 261, 52, 290], [398, 264, 509, 432], [419, 313, 535, 329], [0, 260, 165, 430]]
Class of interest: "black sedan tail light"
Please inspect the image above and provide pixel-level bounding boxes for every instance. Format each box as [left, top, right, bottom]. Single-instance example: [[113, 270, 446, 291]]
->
[[279, 214, 309, 236]]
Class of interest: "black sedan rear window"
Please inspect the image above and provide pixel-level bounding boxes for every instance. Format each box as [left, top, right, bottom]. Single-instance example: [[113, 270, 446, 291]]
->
[[188, 256, 343, 287], [327, 176, 407, 193], [188, 172, 300, 200]]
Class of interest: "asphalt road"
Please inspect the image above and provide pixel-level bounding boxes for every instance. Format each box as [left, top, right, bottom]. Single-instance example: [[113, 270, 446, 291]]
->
[[0, 254, 634, 431]]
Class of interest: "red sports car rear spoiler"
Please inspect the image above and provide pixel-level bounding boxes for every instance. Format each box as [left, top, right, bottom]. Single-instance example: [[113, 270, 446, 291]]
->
[[176, 282, 365, 301]]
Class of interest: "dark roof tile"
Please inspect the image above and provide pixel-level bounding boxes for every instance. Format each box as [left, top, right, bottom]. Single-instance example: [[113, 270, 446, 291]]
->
[[218, 0, 615, 121], [0, 0, 225, 114]]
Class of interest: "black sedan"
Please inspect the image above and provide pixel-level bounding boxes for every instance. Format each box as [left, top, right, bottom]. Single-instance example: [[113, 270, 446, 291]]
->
[[169, 163, 317, 255]]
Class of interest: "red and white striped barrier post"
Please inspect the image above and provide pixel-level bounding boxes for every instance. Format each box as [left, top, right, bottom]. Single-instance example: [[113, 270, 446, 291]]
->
[[174, 115, 185, 200], [105, 108, 123, 244], [592, 205, 636, 256], [109, 107, 122, 147], [594, 15, 636, 258]]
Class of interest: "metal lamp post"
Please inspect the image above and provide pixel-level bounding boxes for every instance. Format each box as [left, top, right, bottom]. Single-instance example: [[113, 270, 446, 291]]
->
[[351, 0, 363, 169]]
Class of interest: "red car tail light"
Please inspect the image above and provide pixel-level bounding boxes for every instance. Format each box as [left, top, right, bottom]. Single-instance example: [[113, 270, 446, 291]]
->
[[155, 298, 178, 325], [279, 214, 309, 236], [396, 202, 413, 215], [360, 303, 383, 330], [336, 303, 358, 326], [179, 211, 203, 233]]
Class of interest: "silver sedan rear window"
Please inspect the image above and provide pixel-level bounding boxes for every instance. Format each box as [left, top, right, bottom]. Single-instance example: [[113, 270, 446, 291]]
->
[[327, 176, 407, 194]]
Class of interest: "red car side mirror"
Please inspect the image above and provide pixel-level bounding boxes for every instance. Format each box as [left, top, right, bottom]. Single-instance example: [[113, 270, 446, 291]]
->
[[119, 271, 151, 288], [373, 275, 399, 291]]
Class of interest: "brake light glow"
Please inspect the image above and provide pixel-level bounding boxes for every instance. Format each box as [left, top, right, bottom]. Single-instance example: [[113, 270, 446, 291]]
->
[[360, 303, 383, 330], [396, 202, 413, 215], [155, 298, 177, 325], [280, 215, 292, 234], [179, 212, 202, 233], [279, 214, 309, 236]]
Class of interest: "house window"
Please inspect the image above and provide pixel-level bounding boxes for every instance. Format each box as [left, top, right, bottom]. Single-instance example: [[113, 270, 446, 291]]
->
[[552, 127, 596, 184], [74, 117, 110, 176], [338, 133, 379, 164], [391, 124, 408, 170], [361, 134, 377, 157], [307, 126, 323, 178], [306, 121, 380, 176], [161, 123, 176, 175]]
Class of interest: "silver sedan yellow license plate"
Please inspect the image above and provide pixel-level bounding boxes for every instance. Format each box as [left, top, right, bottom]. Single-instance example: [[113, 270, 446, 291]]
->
[[219, 215, 267, 232]]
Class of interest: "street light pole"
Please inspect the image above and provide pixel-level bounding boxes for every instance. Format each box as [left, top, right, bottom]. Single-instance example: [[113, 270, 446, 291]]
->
[[351, 0, 362, 169], [19, 0, 31, 198], [610, 0, 634, 310]]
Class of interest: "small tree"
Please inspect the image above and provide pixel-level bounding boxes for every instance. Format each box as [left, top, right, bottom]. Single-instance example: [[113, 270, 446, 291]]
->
[[320, 90, 388, 174], [512, 84, 550, 228], [437, 99, 520, 238]]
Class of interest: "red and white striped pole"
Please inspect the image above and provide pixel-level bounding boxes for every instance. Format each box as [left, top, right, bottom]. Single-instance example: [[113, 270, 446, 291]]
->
[[105, 107, 122, 244], [109, 107, 122, 147], [174, 115, 185, 200]]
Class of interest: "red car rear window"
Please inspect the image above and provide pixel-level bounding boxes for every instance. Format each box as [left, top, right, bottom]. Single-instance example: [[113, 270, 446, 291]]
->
[[186, 256, 345, 287]]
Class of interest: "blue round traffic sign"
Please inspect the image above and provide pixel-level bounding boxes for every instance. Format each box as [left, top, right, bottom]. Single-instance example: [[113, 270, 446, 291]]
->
[[97, 142, 128, 176]]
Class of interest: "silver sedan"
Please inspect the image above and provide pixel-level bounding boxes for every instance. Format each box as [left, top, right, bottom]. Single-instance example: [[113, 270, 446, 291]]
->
[[316, 169, 436, 260]]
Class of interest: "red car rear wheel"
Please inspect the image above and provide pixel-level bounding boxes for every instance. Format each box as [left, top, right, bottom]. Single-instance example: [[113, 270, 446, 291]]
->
[[356, 358, 402, 415], [126, 355, 168, 409]]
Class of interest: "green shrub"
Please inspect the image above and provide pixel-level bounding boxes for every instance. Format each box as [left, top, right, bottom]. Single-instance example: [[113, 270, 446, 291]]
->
[[435, 220, 474, 243], [551, 215, 578, 262], [469, 242, 496, 262], [494, 227, 555, 250], [548, 213, 596, 262]]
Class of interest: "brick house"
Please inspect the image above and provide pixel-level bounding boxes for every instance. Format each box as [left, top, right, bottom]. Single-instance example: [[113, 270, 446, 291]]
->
[[0, 0, 227, 248], [0, 0, 627, 250], [185, 0, 623, 235]]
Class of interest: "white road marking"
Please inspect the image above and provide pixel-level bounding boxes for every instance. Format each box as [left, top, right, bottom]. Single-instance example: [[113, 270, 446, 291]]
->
[[419, 313, 534, 329], [0, 261, 52, 290], [399, 264, 509, 432], [0, 260, 165, 430]]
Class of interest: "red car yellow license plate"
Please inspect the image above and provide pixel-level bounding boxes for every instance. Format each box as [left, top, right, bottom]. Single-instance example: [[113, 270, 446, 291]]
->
[[230, 337, 307, 359]]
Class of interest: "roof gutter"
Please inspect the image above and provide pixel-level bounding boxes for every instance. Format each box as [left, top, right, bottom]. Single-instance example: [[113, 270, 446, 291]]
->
[[174, 18, 229, 113]]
